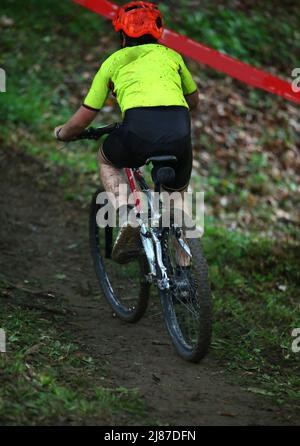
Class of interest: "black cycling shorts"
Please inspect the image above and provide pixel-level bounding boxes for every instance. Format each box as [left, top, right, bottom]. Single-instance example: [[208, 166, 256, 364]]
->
[[102, 106, 193, 191]]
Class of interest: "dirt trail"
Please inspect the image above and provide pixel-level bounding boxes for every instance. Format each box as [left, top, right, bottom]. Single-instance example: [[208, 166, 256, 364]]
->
[[0, 147, 293, 426]]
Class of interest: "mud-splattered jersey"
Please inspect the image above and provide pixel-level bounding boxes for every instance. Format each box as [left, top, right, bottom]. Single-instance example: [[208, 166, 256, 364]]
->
[[83, 44, 197, 115]]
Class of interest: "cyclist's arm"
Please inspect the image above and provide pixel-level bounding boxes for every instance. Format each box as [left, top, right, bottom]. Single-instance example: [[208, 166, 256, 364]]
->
[[55, 106, 98, 141], [179, 56, 199, 111], [55, 62, 111, 141]]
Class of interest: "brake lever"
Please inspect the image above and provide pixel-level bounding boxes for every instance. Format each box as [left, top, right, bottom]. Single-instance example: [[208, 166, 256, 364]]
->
[[75, 123, 120, 141]]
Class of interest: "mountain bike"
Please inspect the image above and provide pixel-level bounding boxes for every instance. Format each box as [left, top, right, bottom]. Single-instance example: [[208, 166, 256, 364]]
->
[[75, 124, 212, 362]]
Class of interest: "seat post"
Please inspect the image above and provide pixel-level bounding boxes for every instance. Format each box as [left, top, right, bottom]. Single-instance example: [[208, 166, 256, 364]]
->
[[145, 156, 177, 231], [154, 180, 161, 194], [154, 180, 163, 232]]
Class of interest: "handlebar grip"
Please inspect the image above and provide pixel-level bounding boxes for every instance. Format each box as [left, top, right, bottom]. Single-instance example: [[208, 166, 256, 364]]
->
[[72, 123, 120, 141]]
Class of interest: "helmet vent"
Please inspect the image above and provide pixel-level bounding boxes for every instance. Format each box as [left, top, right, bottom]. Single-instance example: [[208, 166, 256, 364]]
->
[[125, 5, 143, 12], [156, 17, 162, 29]]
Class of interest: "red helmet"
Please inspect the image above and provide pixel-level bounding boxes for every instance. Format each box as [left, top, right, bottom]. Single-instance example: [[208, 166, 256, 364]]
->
[[113, 1, 164, 40]]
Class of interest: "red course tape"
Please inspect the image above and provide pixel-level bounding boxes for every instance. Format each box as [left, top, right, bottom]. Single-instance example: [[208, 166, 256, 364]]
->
[[73, 0, 300, 105]]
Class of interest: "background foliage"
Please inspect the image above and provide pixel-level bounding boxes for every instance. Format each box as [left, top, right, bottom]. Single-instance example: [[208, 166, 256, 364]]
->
[[0, 0, 299, 424]]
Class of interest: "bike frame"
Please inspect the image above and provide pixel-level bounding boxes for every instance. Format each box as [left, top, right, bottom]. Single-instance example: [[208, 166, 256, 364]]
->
[[124, 167, 171, 289], [124, 167, 142, 213], [123, 167, 191, 291]]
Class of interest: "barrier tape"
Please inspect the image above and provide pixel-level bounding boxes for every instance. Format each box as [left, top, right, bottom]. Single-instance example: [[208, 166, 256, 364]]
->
[[73, 0, 300, 105]]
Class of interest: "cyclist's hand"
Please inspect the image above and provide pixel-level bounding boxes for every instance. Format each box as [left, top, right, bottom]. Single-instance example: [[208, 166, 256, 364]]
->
[[54, 126, 64, 141]]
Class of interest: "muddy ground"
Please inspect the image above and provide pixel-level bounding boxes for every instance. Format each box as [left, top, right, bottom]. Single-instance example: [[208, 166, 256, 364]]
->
[[0, 146, 297, 426]]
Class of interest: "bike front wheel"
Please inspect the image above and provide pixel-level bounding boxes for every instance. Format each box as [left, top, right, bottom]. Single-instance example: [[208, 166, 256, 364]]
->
[[160, 234, 212, 362]]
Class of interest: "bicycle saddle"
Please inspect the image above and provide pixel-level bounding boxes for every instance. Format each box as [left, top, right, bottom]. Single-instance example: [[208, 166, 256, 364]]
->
[[145, 155, 178, 165]]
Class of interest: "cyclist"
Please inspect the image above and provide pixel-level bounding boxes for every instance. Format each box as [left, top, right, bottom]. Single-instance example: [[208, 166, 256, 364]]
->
[[54, 1, 199, 264]]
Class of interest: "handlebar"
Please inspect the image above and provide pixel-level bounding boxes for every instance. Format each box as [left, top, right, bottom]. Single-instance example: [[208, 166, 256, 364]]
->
[[70, 123, 120, 141]]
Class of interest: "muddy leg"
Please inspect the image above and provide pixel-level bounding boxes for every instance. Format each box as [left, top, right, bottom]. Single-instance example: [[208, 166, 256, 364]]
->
[[97, 145, 128, 208]]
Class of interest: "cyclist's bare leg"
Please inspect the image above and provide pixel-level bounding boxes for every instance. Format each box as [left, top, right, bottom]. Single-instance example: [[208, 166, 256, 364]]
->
[[97, 145, 128, 208], [98, 146, 140, 264]]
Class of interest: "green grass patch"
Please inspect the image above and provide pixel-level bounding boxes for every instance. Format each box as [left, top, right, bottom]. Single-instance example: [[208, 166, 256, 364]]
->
[[203, 226, 300, 409], [0, 0, 118, 200], [0, 279, 146, 425]]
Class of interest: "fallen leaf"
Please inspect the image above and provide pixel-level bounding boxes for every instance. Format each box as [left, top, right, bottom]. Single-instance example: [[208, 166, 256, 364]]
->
[[247, 387, 274, 397], [152, 374, 161, 384], [25, 344, 41, 356], [54, 273, 66, 280], [0, 16, 14, 27], [219, 412, 237, 418]]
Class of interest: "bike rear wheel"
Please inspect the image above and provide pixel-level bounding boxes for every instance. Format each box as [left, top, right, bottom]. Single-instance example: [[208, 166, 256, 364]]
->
[[89, 188, 150, 322], [160, 233, 212, 362]]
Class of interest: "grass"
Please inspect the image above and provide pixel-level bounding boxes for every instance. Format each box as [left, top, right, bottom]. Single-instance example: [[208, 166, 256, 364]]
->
[[0, 279, 146, 425], [1, 0, 116, 201], [203, 227, 300, 409]]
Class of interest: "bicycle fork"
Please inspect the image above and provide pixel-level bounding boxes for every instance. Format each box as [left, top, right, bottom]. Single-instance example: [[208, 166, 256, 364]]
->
[[139, 221, 169, 290]]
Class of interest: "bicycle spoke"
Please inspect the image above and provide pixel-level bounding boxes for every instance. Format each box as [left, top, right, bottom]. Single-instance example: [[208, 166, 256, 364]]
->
[[89, 189, 150, 322], [159, 232, 212, 361]]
